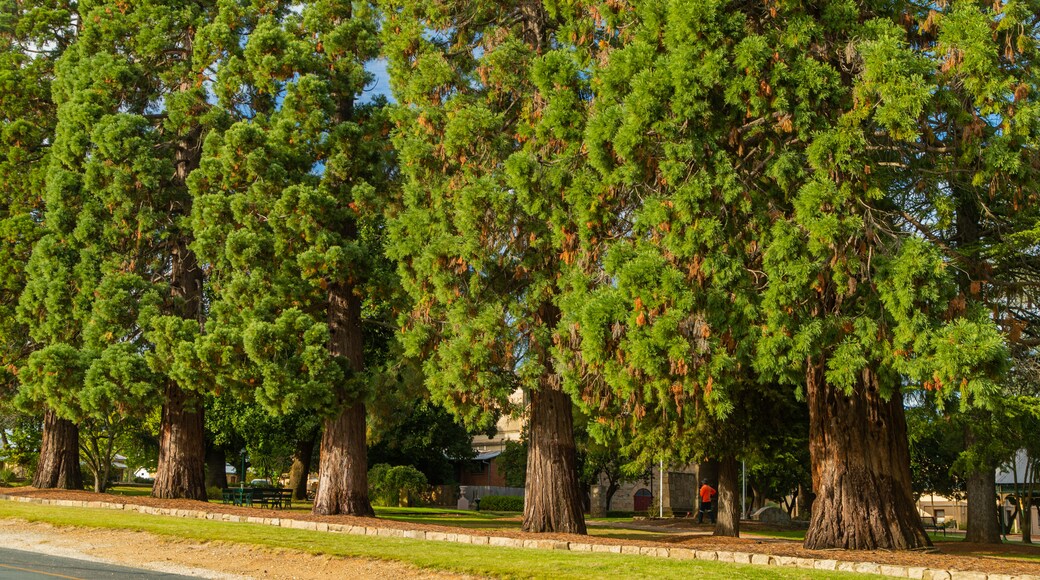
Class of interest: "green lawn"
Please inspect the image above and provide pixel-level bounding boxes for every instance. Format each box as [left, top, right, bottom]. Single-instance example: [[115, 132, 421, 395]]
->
[[0, 501, 876, 579], [106, 485, 154, 497], [744, 529, 806, 541], [374, 506, 522, 530]]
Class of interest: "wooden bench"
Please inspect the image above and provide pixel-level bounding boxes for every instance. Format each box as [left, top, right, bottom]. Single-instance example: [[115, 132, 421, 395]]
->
[[252, 488, 293, 509], [221, 487, 254, 507], [922, 516, 947, 536]]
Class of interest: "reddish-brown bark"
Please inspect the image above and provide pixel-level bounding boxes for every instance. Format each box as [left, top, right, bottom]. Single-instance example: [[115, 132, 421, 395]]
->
[[33, 408, 82, 490], [522, 385, 586, 534], [312, 281, 373, 517], [152, 382, 206, 500], [714, 456, 740, 537], [804, 362, 930, 550]]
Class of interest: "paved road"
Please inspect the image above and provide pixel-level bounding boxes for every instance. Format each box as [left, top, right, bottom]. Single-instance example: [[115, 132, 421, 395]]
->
[[0, 548, 199, 579]]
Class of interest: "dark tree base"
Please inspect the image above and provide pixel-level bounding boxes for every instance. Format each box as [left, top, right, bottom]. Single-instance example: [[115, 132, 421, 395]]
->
[[522, 386, 586, 535], [289, 428, 318, 501], [804, 365, 930, 550], [205, 445, 228, 490], [152, 383, 207, 500], [714, 456, 740, 537], [33, 409, 82, 490], [313, 403, 374, 517], [964, 466, 1001, 544]]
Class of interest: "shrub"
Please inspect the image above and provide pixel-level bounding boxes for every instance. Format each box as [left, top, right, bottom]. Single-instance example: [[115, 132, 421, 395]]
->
[[206, 486, 225, 501], [0, 468, 14, 486], [369, 464, 428, 506], [477, 495, 523, 512]]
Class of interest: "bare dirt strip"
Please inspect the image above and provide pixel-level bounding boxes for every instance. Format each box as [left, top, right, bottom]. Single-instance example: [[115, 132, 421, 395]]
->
[[4, 487, 1040, 578]]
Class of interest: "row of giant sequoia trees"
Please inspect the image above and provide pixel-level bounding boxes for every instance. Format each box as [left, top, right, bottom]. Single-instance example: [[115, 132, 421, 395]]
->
[[2, 0, 1038, 551]]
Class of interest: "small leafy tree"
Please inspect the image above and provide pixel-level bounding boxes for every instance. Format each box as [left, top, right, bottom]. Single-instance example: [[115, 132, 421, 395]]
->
[[368, 464, 428, 507], [496, 441, 528, 489]]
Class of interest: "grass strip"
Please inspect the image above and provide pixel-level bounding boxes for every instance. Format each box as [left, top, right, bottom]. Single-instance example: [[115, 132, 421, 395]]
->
[[0, 501, 875, 579]]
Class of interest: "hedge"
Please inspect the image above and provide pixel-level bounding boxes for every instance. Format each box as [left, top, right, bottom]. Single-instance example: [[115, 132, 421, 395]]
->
[[477, 495, 523, 512]]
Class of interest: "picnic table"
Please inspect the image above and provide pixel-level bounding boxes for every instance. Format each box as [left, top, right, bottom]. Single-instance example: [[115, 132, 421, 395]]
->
[[221, 487, 293, 509]]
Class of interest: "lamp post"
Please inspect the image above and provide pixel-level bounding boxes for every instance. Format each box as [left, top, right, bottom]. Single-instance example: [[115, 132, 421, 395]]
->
[[239, 449, 247, 489]]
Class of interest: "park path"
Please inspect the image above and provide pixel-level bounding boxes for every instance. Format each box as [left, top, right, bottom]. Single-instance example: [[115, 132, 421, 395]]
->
[[0, 546, 198, 580]]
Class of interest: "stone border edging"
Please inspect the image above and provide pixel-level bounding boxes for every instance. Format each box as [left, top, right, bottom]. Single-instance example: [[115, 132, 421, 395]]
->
[[1, 494, 1033, 580]]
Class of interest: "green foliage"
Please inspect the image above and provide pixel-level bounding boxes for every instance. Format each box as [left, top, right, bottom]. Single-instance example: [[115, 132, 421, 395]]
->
[[0, 0, 70, 406], [477, 495, 524, 512], [4, 414, 41, 476], [496, 441, 528, 488], [383, 0, 594, 431], [368, 398, 477, 485], [906, 398, 965, 501], [190, 0, 396, 423], [368, 464, 429, 507]]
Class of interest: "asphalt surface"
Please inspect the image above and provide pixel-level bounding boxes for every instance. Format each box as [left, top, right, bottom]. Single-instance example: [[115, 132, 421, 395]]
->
[[0, 548, 199, 579]]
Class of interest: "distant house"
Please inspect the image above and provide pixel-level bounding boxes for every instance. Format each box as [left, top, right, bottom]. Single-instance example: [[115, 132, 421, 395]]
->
[[459, 390, 525, 488], [111, 454, 129, 482], [225, 464, 240, 484], [916, 449, 1039, 535], [460, 390, 711, 515], [458, 450, 506, 486], [996, 449, 1039, 537]]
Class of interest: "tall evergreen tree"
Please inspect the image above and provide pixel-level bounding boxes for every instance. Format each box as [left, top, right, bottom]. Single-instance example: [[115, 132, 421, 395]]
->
[[753, 7, 1008, 549], [558, 0, 778, 539], [383, 0, 597, 533], [884, 0, 1040, 544], [191, 0, 392, 515], [2, 0, 80, 489], [18, 0, 226, 499], [562, 0, 1009, 549]]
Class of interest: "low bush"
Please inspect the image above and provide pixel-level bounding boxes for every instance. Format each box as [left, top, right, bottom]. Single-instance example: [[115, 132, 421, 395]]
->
[[206, 486, 225, 501], [477, 495, 523, 512], [369, 464, 428, 506]]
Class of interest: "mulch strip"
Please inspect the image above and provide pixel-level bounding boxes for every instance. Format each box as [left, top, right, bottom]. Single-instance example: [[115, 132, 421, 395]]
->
[[5, 487, 1040, 577]]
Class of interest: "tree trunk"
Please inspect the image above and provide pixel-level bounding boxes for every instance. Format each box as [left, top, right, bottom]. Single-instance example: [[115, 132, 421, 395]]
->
[[1021, 498, 1032, 544], [803, 363, 930, 550], [314, 403, 372, 515], [964, 467, 1000, 543], [289, 428, 318, 501], [33, 409, 82, 489], [313, 282, 373, 516], [152, 382, 207, 499], [205, 445, 227, 490], [950, 181, 1002, 544], [714, 456, 740, 537], [605, 481, 619, 512], [522, 385, 587, 534], [751, 486, 766, 515], [151, 112, 207, 500]]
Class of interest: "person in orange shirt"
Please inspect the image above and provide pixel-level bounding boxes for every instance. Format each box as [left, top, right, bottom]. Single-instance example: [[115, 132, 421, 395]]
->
[[696, 479, 717, 524]]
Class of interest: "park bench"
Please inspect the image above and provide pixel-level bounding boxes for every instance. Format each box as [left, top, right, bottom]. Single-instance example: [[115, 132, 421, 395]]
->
[[221, 487, 254, 507], [922, 515, 947, 537], [252, 488, 293, 509], [220, 487, 292, 509]]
